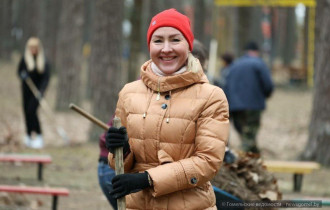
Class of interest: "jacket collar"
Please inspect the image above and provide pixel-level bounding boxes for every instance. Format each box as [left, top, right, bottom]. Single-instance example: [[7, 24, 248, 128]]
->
[[140, 60, 209, 92]]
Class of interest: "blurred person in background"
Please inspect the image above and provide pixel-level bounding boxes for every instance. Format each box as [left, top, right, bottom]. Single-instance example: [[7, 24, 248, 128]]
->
[[98, 117, 117, 210], [214, 52, 235, 89], [224, 41, 273, 154], [192, 39, 208, 72], [17, 37, 50, 149], [105, 9, 229, 209]]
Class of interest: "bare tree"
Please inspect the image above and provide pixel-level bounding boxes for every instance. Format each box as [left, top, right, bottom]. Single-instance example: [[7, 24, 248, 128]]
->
[[0, 0, 13, 60], [41, 0, 62, 71], [301, 0, 330, 165], [194, 0, 206, 44], [88, 0, 124, 140], [55, 0, 84, 110], [270, 8, 281, 60], [237, 7, 263, 55], [20, 0, 42, 47], [282, 8, 297, 66], [128, 0, 143, 82]]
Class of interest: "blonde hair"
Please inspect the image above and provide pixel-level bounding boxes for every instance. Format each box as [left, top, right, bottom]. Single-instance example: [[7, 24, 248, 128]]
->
[[187, 52, 202, 73], [24, 37, 45, 73]]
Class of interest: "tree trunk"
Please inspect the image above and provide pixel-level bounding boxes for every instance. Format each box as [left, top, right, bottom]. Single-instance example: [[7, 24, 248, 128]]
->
[[282, 8, 297, 66], [41, 0, 62, 72], [237, 7, 263, 56], [231, 7, 240, 56], [140, 0, 163, 55], [248, 7, 263, 50], [303, 7, 309, 70], [301, 0, 330, 165], [84, 0, 96, 99], [88, 0, 124, 141], [11, 0, 25, 51], [150, 0, 165, 15], [55, 0, 84, 110], [128, 0, 143, 82], [83, 0, 94, 43], [271, 7, 296, 65], [194, 0, 205, 44], [21, 0, 41, 44], [270, 8, 281, 60], [0, 0, 13, 60]]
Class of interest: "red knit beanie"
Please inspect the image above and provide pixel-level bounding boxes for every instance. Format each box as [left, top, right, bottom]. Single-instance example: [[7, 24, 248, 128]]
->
[[147, 9, 194, 51]]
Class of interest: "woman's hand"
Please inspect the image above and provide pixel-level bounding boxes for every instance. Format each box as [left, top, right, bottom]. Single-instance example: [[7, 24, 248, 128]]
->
[[105, 126, 130, 154], [20, 70, 29, 80], [110, 172, 151, 199]]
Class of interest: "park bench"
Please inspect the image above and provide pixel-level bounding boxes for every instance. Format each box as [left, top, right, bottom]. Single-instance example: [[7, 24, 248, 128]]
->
[[0, 153, 52, 181], [263, 160, 320, 192], [0, 185, 69, 210]]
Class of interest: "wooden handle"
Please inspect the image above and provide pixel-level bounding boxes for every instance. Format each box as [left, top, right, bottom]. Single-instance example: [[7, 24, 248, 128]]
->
[[113, 117, 124, 175], [69, 103, 109, 130], [112, 117, 126, 209], [69, 104, 126, 209]]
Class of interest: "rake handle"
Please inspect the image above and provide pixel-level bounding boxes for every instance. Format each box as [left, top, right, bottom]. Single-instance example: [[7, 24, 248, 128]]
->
[[69, 104, 109, 130], [69, 103, 126, 209], [112, 117, 126, 210]]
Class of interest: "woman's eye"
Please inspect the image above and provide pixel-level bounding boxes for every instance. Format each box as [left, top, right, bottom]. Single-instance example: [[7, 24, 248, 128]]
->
[[172, 39, 180, 42], [153, 39, 162, 43]]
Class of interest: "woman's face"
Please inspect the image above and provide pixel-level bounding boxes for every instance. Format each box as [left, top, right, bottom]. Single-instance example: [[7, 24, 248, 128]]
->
[[150, 27, 189, 75], [29, 46, 38, 55]]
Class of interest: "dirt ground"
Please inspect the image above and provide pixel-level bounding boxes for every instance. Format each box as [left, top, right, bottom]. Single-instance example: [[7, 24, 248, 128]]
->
[[1, 57, 329, 209]]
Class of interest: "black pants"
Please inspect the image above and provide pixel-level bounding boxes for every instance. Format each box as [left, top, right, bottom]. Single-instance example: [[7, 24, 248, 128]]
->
[[23, 89, 41, 136]]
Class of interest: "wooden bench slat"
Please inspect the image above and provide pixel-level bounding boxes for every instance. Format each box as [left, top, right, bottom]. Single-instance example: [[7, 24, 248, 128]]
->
[[264, 160, 320, 174], [263, 160, 321, 192], [0, 185, 69, 196], [0, 154, 52, 164]]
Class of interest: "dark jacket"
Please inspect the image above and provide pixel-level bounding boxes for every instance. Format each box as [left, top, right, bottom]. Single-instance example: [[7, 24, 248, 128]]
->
[[17, 57, 50, 96], [224, 54, 273, 111], [214, 66, 231, 89]]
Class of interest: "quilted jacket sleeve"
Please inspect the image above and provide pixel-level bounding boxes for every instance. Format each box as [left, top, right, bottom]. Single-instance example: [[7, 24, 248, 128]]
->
[[147, 87, 229, 197], [108, 87, 135, 173]]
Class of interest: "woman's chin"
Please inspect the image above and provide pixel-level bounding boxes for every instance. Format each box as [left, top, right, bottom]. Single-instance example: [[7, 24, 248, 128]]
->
[[159, 67, 178, 75]]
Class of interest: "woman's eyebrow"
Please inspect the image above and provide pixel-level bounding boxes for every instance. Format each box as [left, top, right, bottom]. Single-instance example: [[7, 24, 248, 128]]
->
[[152, 35, 163, 39], [152, 34, 182, 38], [169, 34, 182, 38]]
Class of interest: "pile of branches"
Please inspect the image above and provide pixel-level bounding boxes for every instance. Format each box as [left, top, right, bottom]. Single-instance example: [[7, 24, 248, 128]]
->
[[211, 152, 282, 201]]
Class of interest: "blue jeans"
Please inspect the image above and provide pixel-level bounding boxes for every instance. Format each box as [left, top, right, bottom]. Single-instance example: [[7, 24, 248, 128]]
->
[[98, 162, 117, 209]]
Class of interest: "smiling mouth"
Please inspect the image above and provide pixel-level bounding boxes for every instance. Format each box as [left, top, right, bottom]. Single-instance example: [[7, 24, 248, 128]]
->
[[161, 56, 176, 61]]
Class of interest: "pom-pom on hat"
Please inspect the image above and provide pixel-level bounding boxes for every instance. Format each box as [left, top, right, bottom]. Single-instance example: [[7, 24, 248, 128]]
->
[[147, 8, 194, 51]]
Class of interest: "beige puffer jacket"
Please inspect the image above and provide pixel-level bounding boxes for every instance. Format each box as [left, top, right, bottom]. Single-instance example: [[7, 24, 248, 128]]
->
[[109, 60, 229, 210]]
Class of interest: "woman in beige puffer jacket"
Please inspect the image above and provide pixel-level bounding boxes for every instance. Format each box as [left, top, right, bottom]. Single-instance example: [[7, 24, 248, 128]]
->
[[107, 9, 229, 210]]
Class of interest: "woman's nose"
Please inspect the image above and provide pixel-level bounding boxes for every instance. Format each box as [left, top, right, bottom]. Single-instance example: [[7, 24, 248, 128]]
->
[[161, 41, 172, 53]]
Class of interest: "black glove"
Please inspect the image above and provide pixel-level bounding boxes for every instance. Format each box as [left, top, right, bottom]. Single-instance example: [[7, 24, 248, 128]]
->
[[20, 71, 29, 80], [105, 126, 130, 154], [110, 172, 150, 199]]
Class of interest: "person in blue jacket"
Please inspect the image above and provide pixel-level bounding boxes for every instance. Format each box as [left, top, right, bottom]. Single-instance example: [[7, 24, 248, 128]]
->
[[224, 41, 274, 154]]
